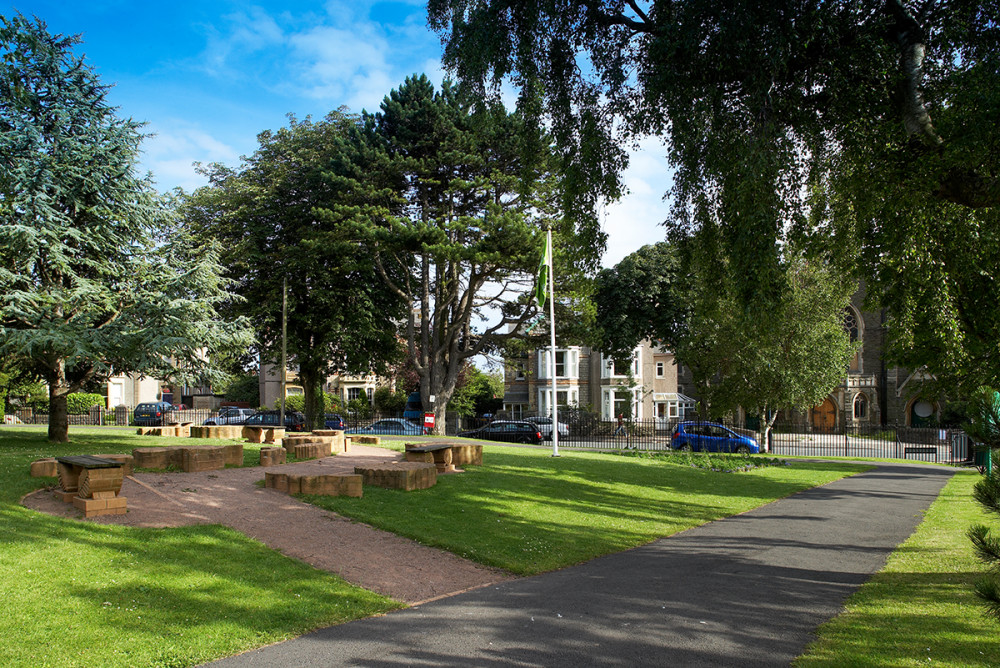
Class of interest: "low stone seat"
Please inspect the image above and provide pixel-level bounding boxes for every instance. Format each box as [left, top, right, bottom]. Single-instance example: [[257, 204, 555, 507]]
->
[[403, 441, 483, 470], [55, 455, 127, 517], [354, 462, 437, 491], [260, 446, 286, 466], [264, 472, 362, 497]]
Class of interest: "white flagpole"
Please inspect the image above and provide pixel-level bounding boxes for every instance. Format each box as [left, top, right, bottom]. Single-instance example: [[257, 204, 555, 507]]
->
[[547, 226, 559, 457]]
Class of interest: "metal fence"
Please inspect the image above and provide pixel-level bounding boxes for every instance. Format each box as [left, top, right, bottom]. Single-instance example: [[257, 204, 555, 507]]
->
[[439, 415, 973, 465], [4, 407, 974, 465]]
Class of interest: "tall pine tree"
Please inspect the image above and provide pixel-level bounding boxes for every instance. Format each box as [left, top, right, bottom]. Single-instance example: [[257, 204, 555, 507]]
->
[[0, 15, 248, 442]]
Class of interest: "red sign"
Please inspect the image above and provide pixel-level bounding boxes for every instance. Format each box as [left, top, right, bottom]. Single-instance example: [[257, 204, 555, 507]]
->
[[423, 412, 435, 429]]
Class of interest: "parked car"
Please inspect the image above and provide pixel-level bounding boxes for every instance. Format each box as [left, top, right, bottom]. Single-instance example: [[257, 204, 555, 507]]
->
[[671, 422, 760, 454], [526, 416, 570, 440], [458, 420, 543, 444], [348, 418, 428, 436], [243, 410, 307, 432], [133, 401, 175, 426], [324, 413, 346, 430], [402, 391, 423, 421], [203, 407, 255, 426]]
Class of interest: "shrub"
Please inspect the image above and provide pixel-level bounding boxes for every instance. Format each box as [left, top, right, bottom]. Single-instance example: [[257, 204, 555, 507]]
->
[[66, 392, 105, 414]]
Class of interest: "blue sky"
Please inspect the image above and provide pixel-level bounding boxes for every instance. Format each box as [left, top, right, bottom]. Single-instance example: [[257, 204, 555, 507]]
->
[[4, 0, 670, 266]]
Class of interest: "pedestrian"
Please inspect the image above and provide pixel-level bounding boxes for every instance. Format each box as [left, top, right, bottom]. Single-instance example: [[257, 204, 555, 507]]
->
[[613, 412, 626, 437]]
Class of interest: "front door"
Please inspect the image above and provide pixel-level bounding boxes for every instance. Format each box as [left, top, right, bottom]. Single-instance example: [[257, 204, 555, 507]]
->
[[812, 398, 837, 432]]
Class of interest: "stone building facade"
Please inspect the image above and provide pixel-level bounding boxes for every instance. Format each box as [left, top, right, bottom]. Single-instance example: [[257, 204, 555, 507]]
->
[[502, 341, 696, 427], [506, 288, 943, 430]]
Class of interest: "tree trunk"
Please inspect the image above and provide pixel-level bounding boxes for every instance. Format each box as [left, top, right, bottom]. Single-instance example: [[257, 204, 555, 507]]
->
[[299, 366, 324, 432], [47, 359, 70, 443], [760, 410, 778, 454]]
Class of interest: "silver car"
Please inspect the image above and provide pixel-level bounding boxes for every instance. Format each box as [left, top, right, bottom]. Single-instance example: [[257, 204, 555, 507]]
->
[[203, 407, 255, 426], [526, 416, 570, 440]]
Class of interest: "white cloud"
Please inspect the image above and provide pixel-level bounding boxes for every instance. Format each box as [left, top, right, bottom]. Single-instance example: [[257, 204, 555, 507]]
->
[[196, 6, 286, 78], [139, 123, 240, 192], [600, 137, 674, 267]]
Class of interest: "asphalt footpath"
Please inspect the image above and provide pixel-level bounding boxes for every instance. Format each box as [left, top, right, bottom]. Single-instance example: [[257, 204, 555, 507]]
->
[[208, 462, 955, 667]]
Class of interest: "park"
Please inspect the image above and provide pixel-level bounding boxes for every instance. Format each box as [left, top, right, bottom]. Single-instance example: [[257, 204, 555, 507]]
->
[[2, 2, 999, 665]]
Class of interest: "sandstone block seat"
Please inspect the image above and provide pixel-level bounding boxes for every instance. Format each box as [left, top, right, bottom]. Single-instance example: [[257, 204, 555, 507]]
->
[[264, 472, 362, 497], [354, 462, 437, 490], [132, 444, 242, 472], [404, 442, 483, 471], [55, 455, 127, 518]]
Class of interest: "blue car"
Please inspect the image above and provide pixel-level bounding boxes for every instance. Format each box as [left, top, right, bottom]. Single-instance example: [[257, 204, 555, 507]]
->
[[671, 422, 760, 454], [324, 413, 346, 430], [348, 418, 428, 436]]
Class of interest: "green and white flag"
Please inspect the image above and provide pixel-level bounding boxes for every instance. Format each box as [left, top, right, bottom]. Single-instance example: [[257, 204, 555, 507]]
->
[[536, 232, 551, 308]]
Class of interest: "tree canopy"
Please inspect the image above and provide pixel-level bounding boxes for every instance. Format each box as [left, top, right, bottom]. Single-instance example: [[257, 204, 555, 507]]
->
[[323, 75, 594, 431], [183, 111, 407, 430], [429, 0, 1000, 392], [0, 14, 248, 442]]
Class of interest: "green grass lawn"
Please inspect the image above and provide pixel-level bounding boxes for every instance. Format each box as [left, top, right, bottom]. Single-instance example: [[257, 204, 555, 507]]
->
[[795, 469, 1000, 667], [304, 445, 868, 574], [0, 426, 401, 668], [5, 426, 990, 667]]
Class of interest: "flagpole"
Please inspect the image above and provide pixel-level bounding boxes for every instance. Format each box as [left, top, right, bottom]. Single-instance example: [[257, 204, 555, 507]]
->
[[547, 226, 559, 457]]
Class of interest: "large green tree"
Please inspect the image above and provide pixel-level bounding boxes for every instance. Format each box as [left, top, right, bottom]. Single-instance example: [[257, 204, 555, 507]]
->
[[594, 241, 686, 364], [326, 76, 596, 432], [429, 0, 1000, 391], [596, 240, 858, 441], [0, 15, 248, 442], [676, 251, 859, 441], [183, 112, 407, 430]]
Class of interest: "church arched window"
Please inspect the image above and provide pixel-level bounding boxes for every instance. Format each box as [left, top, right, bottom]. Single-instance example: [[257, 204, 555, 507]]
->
[[854, 393, 868, 420]]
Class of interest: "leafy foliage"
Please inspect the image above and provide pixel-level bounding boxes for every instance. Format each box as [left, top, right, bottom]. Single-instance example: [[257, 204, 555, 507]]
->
[[429, 0, 1000, 391], [594, 242, 686, 366], [325, 75, 597, 431], [964, 387, 1000, 621], [0, 15, 248, 441], [677, 249, 859, 428], [184, 111, 406, 430]]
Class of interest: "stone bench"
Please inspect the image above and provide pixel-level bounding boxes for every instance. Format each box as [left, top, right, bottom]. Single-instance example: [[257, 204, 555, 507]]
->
[[31, 453, 134, 478], [281, 432, 347, 459], [404, 442, 483, 472], [190, 425, 244, 440], [243, 426, 286, 445], [55, 455, 127, 518], [259, 446, 286, 466], [132, 444, 243, 472], [354, 462, 437, 491], [348, 435, 381, 446], [264, 472, 362, 497], [136, 423, 193, 437]]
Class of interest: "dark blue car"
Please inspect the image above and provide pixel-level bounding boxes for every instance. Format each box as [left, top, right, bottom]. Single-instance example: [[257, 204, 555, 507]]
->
[[133, 401, 174, 426], [671, 422, 760, 454]]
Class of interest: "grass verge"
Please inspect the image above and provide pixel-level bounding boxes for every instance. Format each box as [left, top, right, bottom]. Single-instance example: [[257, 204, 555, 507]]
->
[[795, 469, 1000, 667], [0, 426, 401, 668], [305, 445, 867, 575]]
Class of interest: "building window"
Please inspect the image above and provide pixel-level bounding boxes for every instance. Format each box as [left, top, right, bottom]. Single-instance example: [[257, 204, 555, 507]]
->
[[656, 362, 664, 378], [602, 387, 640, 420], [285, 386, 304, 396], [853, 393, 868, 420], [514, 362, 526, 380], [538, 388, 579, 414], [538, 348, 580, 380], [347, 387, 364, 402], [601, 349, 641, 379], [844, 307, 862, 373]]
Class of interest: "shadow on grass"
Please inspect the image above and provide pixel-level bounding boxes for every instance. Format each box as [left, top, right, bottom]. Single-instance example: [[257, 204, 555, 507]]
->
[[304, 449, 873, 574], [0, 504, 400, 666], [797, 570, 1000, 667]]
